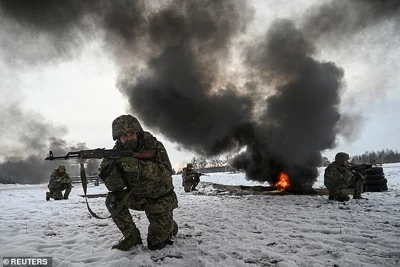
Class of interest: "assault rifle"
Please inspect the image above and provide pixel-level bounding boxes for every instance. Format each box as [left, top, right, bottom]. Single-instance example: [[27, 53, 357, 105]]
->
[[196, 172, 209, 177], [348, 163, 372, 176], [45, 148, 156, 161], [44, 148, 156, 219]]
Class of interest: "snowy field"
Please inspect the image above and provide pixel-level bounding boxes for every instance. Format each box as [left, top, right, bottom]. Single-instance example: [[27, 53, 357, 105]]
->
[[1, 164, 400, 267]]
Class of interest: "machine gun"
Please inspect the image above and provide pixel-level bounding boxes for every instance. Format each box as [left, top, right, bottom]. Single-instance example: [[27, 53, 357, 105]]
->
[[348, 163, 372, 176]]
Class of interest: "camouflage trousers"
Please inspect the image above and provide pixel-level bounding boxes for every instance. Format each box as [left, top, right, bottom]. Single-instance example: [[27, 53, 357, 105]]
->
[[328, 174, 364, 201], [105, 189, 178, 249], [48, 183, 72, 200], [182, 175, 200, 191]]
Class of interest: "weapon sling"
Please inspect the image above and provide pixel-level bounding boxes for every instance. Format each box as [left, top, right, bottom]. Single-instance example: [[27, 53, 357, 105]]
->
[[80, 162, 132, 219]]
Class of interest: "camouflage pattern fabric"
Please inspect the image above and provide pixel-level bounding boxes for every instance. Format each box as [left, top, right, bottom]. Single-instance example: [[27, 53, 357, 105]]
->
[[324, 162, 364, 201], [335, 152, 350, 162], [106, 189, 178, 249], [47, 168, 72, 200], [100, 126, 178, 250], [182, 167, 200, 190], [48, 183, 72, 200], [112, 114, 143, 140]]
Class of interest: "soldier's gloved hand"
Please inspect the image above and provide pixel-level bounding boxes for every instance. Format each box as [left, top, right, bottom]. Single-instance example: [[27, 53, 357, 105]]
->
[[99, 159, 126, 192], [119, 157, 140, 175], [99, 159, 118, 181], [353, 173, 364, 181]]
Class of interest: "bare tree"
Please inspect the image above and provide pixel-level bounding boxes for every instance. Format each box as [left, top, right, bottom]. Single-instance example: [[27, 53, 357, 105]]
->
[[191, 156, 199, 169], [198, 156, 207, 169]]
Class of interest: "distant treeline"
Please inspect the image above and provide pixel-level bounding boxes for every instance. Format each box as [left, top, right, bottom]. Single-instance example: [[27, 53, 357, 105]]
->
[[350, 149, 400, 164]]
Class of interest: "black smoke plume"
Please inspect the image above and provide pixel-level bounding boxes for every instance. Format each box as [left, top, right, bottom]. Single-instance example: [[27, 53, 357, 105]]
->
[[303, 0, 400, 42], [119, 1, 255, 155], [230, 19, 343, 189], [0, 105, 99, 184]]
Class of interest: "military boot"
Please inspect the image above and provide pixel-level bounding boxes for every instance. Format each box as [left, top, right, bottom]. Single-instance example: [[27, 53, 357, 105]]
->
[[148, 233, 174, 250], [46, 192, 50, 201], [165, 232, 175, 246], [353, 194, 365, 200], [111, 228, 142, 251], [328, 195, 334, 200], [335, 195, 350, 202], [63, 188, 71, 200]]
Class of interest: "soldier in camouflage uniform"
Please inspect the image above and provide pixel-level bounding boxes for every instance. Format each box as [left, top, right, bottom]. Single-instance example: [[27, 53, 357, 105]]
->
[[181, 163, 200, 192], [46, 165, 72, 201], [324, 152, 364, 201], [98, 115, 178, 251]]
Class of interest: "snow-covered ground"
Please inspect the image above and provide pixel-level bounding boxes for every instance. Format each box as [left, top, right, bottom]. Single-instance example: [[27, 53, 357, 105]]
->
[[1, 164, 399, 267]]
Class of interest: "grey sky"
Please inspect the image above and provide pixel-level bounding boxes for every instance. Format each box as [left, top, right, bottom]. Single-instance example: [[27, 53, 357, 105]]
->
[[0, 0, 399, 172]]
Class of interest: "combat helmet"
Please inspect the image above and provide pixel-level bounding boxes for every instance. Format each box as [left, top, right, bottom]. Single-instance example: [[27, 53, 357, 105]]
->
[[58, 164, 66, 170], [112, 115, 143, 140], [187, 163, 193, 168], [335, 152, 350, 162]]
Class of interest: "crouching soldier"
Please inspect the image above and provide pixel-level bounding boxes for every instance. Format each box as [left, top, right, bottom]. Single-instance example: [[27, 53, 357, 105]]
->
[[182, 163, 200, 192], [324, 152, 364, 201], [99, 114, 178, 251], [46, 164, 72, 201]]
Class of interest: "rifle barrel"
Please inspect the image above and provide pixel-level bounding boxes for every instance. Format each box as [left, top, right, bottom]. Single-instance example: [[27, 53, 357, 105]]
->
[[45, 155, 80, 160]]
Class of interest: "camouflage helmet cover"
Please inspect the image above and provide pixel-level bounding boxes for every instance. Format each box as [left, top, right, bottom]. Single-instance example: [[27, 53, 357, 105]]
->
[[58, 164, 66, 170], [112, 115, 143, 140], [187, 163, 193, 168], [335, 152, 350, 162]]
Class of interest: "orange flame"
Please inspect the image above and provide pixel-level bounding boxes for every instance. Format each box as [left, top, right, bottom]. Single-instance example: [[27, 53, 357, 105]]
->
[[275, 172, 290, 191]]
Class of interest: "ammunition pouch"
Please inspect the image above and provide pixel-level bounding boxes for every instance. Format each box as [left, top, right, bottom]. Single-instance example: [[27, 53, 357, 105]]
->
[[99, 159, 126, 192], [99, 157, 140, 192]]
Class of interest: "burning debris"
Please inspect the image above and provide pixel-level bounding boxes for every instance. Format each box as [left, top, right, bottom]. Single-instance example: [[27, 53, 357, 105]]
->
[[275, 172, 290, 192], [1, 0, 397, 189]]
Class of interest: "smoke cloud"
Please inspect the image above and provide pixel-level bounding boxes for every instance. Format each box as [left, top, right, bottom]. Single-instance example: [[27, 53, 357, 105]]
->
[[229, 19, 343, 189], [0, 105, 99, 184], [303, 0, 400, 42]]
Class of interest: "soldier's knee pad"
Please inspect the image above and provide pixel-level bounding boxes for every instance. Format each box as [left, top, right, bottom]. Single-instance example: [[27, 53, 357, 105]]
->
[[105, 192, 119, 212]]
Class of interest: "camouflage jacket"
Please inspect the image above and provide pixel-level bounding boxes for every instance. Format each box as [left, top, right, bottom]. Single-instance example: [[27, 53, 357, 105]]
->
[[49, 170, 72, 189], [324, 162, 353, 190], [182, 168, 198, 179], [100, 131, 174, 198]]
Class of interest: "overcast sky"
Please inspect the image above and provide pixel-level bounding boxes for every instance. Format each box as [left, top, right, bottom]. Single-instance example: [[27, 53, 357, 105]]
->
[[0, 0, 399, 171]]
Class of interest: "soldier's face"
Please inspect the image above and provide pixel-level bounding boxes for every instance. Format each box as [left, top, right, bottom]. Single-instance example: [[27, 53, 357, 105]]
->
[[343, 160, 349, 166], [59, 168, 65, 173], [120, 132, 137, 144]]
